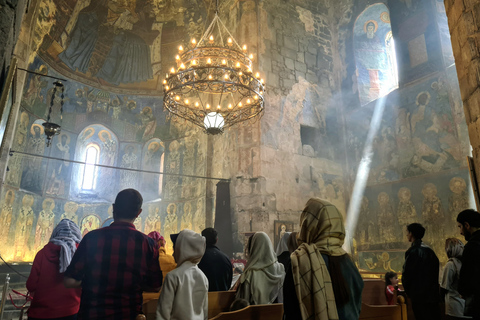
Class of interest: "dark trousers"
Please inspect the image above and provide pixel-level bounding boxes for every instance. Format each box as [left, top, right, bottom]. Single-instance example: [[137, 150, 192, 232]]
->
[[412, 301, 441, 320]]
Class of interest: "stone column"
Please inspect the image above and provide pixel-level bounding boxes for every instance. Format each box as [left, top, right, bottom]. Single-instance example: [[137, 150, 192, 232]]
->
[[444, 0, 480, 185]]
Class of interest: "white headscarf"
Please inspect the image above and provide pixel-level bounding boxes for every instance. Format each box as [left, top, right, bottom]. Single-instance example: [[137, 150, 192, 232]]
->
[[49, 219, 82, 273], [276, 232, 291, 255], [238, 232, 285, 304], [173, 229, 206, 266]]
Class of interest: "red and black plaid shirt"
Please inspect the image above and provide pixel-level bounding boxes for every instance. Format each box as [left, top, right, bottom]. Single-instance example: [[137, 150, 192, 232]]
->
[[65, 221, 162, 319]]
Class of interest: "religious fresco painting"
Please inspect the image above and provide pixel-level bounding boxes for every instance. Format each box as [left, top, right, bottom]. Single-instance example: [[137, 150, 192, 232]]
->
[[30, 0, 208, 95], [0, 54, 209, 262], [353, 3, 398, 106]]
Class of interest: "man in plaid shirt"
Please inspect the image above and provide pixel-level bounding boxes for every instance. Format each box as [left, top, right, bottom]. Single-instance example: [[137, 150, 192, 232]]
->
[[64, 189, 162, 319]]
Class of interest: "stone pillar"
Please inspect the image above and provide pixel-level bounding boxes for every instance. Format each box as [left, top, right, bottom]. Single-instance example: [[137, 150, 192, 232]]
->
[[444, 0, 480, 185]]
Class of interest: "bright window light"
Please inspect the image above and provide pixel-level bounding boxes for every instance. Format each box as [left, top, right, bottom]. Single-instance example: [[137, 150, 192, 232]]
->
[[82, 145, 99, 190]]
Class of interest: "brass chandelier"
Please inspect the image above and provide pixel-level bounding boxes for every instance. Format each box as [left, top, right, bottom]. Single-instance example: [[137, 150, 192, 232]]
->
[[163, 4, 265, 135]]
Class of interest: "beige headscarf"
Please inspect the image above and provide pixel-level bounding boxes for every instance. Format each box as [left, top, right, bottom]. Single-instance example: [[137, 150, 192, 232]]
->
[[238, 232, 285, 304], [291, 198, 347, 320]]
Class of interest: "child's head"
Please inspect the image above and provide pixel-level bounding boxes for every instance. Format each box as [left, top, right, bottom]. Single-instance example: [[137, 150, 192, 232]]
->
[[230, 298, 249, 312], [385, 271, 398, 286]]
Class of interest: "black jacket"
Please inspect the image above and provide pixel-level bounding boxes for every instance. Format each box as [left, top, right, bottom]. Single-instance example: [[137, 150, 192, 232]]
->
[[459, 230, 480, 317], [198, 245, 233, 292], [402, 239, 440, 303]]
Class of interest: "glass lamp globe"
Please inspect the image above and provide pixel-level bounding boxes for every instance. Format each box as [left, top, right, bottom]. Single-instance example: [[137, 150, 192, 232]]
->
[[203, 112, 225, 135]]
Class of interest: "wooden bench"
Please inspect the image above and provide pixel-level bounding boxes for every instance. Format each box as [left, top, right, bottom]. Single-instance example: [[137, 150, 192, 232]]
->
[[207, 291, 236, 318], [359, 296, 407, 320], [209, 303, 284, 320], [142, 291, 237, 320]]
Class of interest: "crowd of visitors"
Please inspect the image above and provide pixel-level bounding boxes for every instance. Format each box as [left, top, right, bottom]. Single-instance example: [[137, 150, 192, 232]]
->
[[23, 189, 480, 320]]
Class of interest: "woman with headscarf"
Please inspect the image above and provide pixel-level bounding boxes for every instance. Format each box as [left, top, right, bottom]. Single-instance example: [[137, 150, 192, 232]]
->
[[235, 232, 285, 305], [441, 238, 467, 319], [283, 198, 364, 320], [26, 219, 82, 320]]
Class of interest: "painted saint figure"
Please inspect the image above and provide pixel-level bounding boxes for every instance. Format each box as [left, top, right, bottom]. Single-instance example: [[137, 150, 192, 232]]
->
[[0, 190, 15, 243], [60, 201, 79, 225], [46, 133, 71, 196], [377, 192, 397, 244], [134, 216, 143, 232], [14, 195, 35, 261], [99, 130, 116, 165], [144, 205, 161, 235], [80, 214, 100, 236], [34, 198, 56, 253], [7, 112, 29, 185], [163, 203, 178, 253], [421, 183, 445, 244], [397, 187, 417, 240], [120, 145, 138, 189], [21, 124, 46, 193], [193, 198, 205, 234], [180, 202, 193, 231], [448, 177, 469, 236]]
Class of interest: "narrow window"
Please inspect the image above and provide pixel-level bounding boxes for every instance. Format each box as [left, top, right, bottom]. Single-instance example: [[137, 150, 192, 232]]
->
[[82, 145, 99, 190]]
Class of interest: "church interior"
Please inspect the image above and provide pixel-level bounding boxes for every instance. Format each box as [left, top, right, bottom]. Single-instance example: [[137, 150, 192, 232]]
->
[[0, 0, 479, 317]]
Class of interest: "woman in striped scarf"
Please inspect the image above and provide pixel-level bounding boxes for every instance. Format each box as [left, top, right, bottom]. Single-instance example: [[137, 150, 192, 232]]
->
[[27, 219, 82, 320]]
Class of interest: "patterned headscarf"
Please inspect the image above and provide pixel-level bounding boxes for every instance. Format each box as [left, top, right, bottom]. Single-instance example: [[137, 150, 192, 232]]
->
[[49, 219, 82, 273], [290, 198, 346, 320]]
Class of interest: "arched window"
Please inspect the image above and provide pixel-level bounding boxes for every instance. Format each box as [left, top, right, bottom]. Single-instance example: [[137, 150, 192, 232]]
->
[[82, 144, 99, 190], [354, 4, 398, 106]]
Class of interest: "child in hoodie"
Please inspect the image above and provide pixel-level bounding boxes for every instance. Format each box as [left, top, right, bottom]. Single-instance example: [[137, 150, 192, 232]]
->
[[156, 229, 208, 320]]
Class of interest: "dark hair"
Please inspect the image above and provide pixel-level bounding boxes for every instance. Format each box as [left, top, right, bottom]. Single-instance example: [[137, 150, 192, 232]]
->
[[229, 298, 249, 312], [457, 209, 480, 228], [407, 223, 425, 240], [385, 272, 397, 286], [385, 271, 397, 302], [202, 228, 218, 246], [113, 189, 143, 220]]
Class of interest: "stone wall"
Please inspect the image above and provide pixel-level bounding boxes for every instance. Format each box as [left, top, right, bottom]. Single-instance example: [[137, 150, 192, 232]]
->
[[444, 0, 480, 191]]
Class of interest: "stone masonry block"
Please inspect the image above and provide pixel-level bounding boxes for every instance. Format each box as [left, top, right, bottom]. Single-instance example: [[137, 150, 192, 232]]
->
[[276, 31, 284, 47], [295, 71, 306, 80], [267, 72, 280, 88], [281, 47, 297, 60], [464, 0, 477, 10], [283, 36, 298, 51], [306, 71, 318, 83], [444, 0, 455, 13], [450, 0, 466, 27], [458, 12, 476, 36], [459, 73, 476, 100], [473, 3, 480, 29], [467, 37, 480, 60], [294, 60, 307, 73], [297, 52, 305, 63], [284, 57, 294, 70], [305, 52, 316, 68], [282, 78, 295, 88], [467, 88, 480, 122]]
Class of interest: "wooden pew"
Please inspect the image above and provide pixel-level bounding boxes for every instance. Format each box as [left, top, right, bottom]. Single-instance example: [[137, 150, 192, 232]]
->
[[142, 291, 237, 320], [359, 296, 407, 320], [207, 291, 236, 319], [209, 303, 284, 320]]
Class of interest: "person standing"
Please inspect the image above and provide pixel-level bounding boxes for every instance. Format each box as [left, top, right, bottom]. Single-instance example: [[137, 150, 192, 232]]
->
[[402, 223, 441, 320], [156, 230, 208, 320], [283, 198, 363, 320], [27, 219, 82, 320], [198, 228, 233, 291], [441, 238, 468, 319], [457, 209, 480, 319], [64, 189, 162, 319]]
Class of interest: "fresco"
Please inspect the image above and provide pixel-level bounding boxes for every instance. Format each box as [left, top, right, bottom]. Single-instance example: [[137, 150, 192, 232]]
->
[[346, 72, 466, 186], [0, 56, 208, 262], [353, 3, 398, 106], [29, 0, 208, 95]]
